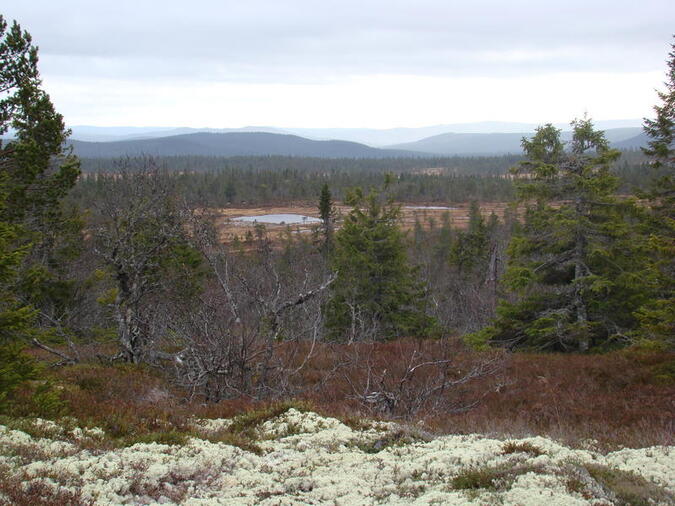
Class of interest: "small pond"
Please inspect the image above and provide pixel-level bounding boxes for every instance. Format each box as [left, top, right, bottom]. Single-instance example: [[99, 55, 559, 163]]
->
[[404, 206, 457, 210], [232, 214, 322, 225]]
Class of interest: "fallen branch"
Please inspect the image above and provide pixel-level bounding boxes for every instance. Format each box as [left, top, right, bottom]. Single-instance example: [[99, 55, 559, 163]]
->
[[31, 338, 78, 366]]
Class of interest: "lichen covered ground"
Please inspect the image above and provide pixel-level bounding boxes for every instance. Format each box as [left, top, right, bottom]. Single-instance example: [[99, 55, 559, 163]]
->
[[1, 409, 673, 505]]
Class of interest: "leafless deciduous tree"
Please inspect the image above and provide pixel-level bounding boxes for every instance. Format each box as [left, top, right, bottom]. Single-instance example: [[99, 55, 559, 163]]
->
[[92, 159, 191, 363], [167, 215, 336, 401]]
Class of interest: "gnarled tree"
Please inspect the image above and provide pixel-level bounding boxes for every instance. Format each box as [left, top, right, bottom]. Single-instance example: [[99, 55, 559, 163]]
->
[[93, 160, 199, 363]]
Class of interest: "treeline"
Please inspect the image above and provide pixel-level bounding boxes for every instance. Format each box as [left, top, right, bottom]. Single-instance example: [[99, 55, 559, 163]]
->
[[78, 153, 523, 175], [70, 168, 517, 207], [71, 149, 653, 207]]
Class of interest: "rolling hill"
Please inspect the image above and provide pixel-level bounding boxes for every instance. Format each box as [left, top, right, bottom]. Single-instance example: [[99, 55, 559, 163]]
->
[[66, 119, 644, 146], [69, 132, 422, 159], [387, 127, 646, 155], [612, 132, 651, 150]]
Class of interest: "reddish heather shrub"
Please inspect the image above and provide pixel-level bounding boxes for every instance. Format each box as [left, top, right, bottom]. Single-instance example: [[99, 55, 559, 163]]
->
[[0, 469, 90, 506], [26, 339, 674, 449]]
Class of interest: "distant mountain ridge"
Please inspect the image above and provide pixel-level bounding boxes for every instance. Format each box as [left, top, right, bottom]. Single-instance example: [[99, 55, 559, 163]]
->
[[387, 127, 647, 155], [68, 125, 287, 142], [67, 119, 644, 146], [69, 132, 423, 159], [67, 128, 650, 159], [285, 120, 644, 146]]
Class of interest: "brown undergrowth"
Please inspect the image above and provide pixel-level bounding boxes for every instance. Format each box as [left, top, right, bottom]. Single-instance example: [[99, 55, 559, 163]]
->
[[11, 340, 675, 451]]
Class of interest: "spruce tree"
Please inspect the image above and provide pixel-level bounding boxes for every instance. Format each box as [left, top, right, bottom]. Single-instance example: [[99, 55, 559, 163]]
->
[[635, 39, 675, 347], [318, 183, 335, 251], [324, 187, 437, 341], [0, 178, 38, 405], [469, 118, 644, 352], [449, 200, 489, 273]]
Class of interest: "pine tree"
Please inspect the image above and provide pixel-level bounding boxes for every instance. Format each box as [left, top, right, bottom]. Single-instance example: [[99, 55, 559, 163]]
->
[[324, 187, 438, 341], [0, 16, 81, 340], [0, 16, 79, 403], [0, 16, 80, 224], [468, 118, 644, 352]]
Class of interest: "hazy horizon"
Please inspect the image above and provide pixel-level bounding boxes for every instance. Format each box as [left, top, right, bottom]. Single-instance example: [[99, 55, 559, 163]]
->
[[67, 118, 644, 130], [4, 1, 674, 128]]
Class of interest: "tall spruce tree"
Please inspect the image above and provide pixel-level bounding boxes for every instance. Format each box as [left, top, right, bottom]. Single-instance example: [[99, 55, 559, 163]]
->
[[324, 187, 437, 341], [635, 39, 675, 347], [318, 183, 335, 252], [468, 118, 644, 352]]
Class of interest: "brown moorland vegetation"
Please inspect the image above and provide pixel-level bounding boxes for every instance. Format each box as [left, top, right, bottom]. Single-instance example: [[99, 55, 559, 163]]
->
[[13, 340, 674, 452], [213, 202, 510, 243]]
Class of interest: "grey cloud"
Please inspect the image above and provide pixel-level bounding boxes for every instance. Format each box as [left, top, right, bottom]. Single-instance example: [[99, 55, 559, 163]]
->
[[4, 0, 674, 83]]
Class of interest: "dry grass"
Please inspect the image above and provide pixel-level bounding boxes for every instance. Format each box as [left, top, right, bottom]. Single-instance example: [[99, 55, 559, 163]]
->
[[212, 201, 510, 243]]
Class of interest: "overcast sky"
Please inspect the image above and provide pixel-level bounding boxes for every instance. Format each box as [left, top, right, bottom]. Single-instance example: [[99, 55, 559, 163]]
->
[[3, 0, 674, 128]]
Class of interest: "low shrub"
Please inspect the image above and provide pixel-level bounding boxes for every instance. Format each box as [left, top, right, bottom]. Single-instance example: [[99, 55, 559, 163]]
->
[[584, 464, 675, 505], [450, 462, 543, 491], [501, 441, 544, 456]]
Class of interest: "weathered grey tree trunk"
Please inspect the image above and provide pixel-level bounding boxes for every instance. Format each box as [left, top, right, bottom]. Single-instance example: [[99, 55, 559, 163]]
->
[[115, 273, 145, 363]]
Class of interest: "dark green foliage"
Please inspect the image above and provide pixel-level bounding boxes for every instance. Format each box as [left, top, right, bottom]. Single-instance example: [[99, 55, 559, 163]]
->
[[449, 201, 489, 273], [0, 344, 37, 407], [73, 158, 519, 208], [0, 16, 80, 403], [0, 15, 80, 237], [318, 183, 335, 251], [325, 186, 439, 340], [318, 183, 334, 223], [450, 463, 543, 491], [0, 179, 38, 406], [642, 39, 675, 171], [126, 430, 191, 447], [0, 15, 88, 354], [471, 119, 645, 352], [634, 40, 675, 348]]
